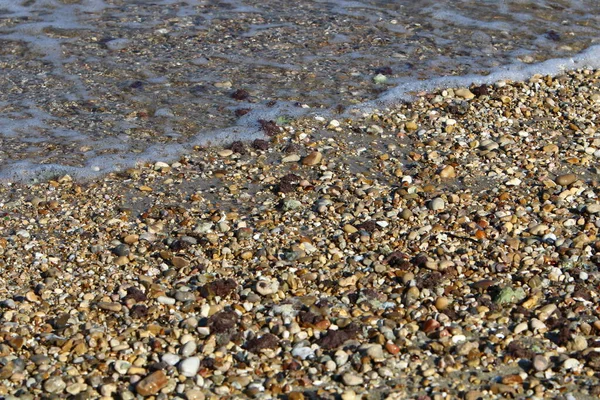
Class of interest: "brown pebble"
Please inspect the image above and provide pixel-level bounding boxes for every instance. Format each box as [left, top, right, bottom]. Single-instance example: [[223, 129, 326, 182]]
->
[[97, 302, 122, 312], [435, 297, 450, 311], [555, 173, 577, 186], [288, 392, 305, 400], [136, 370, 168, 397], [502, 374, 523, 385], [302, 151, 323, 166], [385, 341, 400, 355], [439, 165, 456, 178]]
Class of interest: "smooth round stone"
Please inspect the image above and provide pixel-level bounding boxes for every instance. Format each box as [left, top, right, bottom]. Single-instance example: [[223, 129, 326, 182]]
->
[[162, 353, 181, 366], [555, 173, 577, 186], [181, 341, 197, 357], [179, 357, 200, 377], [44, 377, 66, 394], [533, 355, 549, 372], [429, 197, 445, 211], [342, 372, 364, 386]]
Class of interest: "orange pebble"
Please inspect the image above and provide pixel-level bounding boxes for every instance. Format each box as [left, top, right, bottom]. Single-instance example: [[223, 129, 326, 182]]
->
[[385, 341, 400, 355]]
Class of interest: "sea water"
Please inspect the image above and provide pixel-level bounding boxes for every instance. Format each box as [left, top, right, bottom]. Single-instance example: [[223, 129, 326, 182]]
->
[[0, 0, 599, 181]]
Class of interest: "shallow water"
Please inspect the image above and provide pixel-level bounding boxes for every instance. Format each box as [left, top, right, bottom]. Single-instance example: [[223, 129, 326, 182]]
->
[[1, 0, 600, 181]]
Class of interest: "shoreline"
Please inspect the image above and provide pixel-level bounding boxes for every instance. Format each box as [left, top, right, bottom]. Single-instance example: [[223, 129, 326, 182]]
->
[[2, 69, 600, 398]]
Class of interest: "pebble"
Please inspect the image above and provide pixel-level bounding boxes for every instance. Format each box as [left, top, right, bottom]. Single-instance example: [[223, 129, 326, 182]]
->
[[555, 173, 577, 186], [156, 296, 176, 305], [429, 197, 445, 211], [162, 353, 181, 366], [562, 358, 580, 371], [342, 372, 364, 386], [179, 357, 201, 377], [302, 151, 323, 166], [533, 355, 549, 372], [439, 165, 456, 178], [44, 377, 66, 394], [98, 302, 122, 312], [455, 88, 475, 99], [256, 280, 279, 296], [585, 203, 600, 214], [181, 340, 197, 357], [136, 371, 169, 396]]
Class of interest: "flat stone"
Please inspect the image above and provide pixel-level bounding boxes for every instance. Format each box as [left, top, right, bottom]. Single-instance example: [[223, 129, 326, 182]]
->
[[136, 370, 169, 397], [302, 151, 323, 166]]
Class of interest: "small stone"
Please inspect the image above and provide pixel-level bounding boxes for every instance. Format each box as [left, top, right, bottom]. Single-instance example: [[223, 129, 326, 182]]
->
[[335, 350, 349, 366], [179, 357, 201, 377], [533, 355, 549, 372], [364, 344, 385, 362], [385, 341, 400, 355], [341, 390, 357, 400], [218, 149, 233, 157], [185, 389, 205, 400], [136, 371, 168, 396], [114, 360, 131, 374], [586, 204, 600, 214], [282, 199, 302, 211], [171, 256, 190, 268], [162, 353, 181, 366], [439, 165, 456, 178], [343, 224, 358, 234], [435, 297, 450, 311], [98, 302, 122, 312], [405, 121, 418, 131], [455, 88, 475, 99], [256, 280, 279, 296], [563, 358, 580, 370], [302, 151, 323, 166], [429, 197, 445, 211], [292, 346, 314, 360], [342, 372, 364, 386], [44, 377, 66, 394], [157, 296, 176, 305], [282, 154, 301, 163], [181, 341, 197, 357], [555, 173, 577, 186]]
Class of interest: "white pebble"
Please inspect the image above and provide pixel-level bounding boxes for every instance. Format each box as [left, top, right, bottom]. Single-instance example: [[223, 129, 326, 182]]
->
[[179, 357, 201, 377]]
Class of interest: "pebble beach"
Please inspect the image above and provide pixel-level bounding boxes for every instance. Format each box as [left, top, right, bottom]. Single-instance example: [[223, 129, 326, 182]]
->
[[3, 69, 600, 399]]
